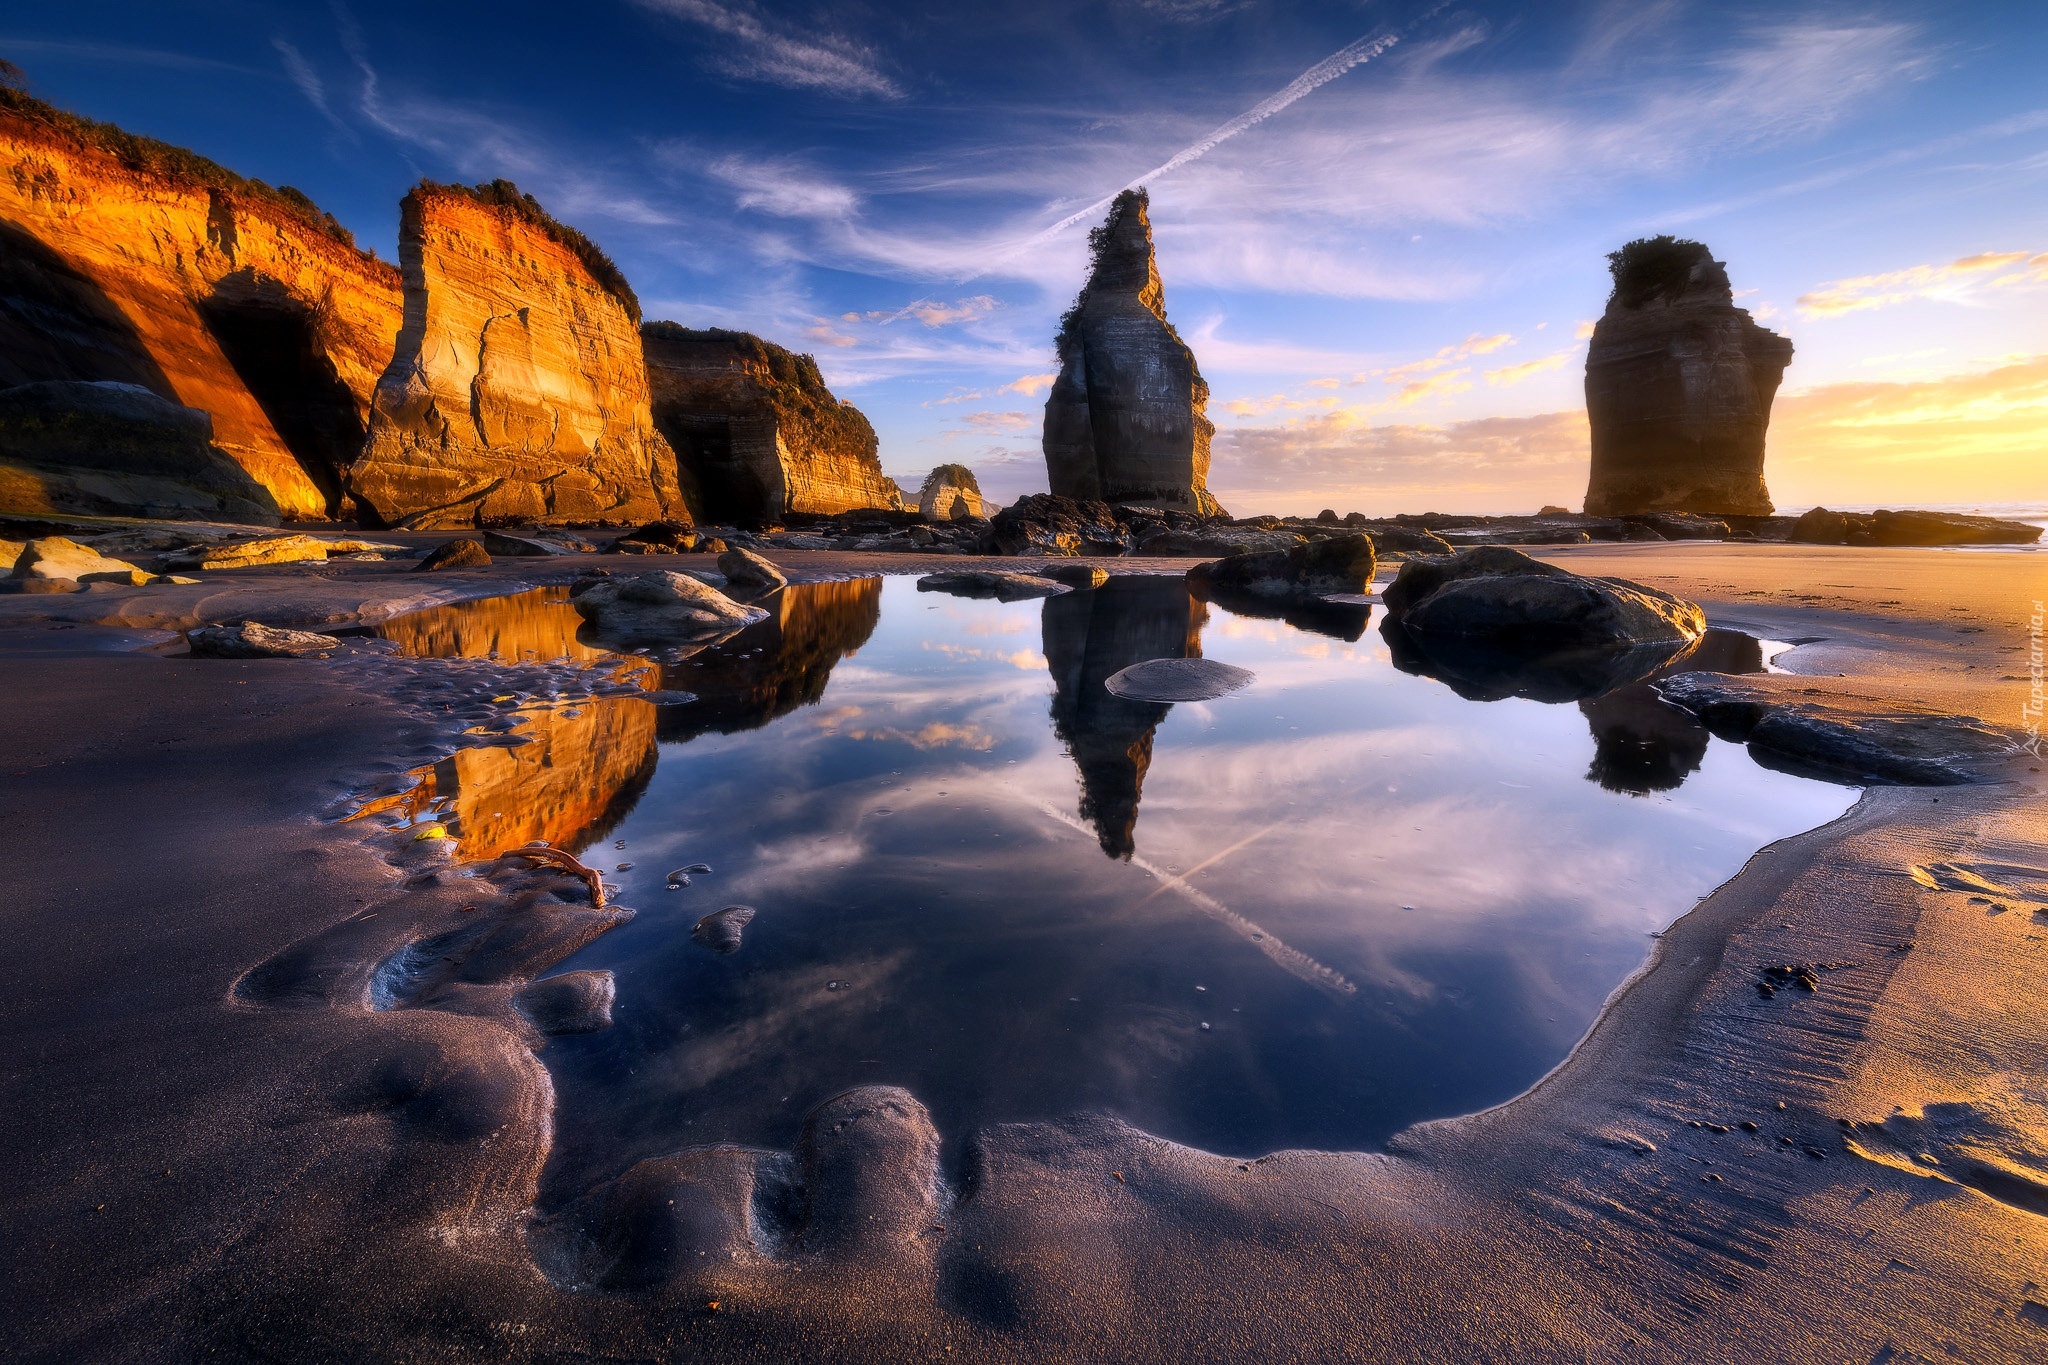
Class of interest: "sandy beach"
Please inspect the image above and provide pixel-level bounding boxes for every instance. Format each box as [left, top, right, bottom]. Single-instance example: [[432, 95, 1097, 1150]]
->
[[1, 539, 2042, 1362]]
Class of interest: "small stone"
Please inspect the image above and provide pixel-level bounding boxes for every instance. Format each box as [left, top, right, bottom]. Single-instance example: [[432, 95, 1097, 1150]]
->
[[414, 538, 491, 572]]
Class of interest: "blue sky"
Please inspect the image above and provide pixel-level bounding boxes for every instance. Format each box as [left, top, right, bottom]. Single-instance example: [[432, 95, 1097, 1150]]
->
[[8, 1, 2046, 513]]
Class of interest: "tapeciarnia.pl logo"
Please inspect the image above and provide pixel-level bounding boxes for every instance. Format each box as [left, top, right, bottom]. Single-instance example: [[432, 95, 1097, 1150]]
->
[[2025, 599, 2045, 757]]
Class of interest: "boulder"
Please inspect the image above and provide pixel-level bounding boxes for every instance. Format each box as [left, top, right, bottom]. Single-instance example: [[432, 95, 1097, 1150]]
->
[[1583, 237, 1792, 517], [1655, 673, 2017, 785], [166, 534, 331, 570], [569, 570, 767, 643], [8, 535, 145, 582], [187, 621, 344, 658], [915, 570, 1068, 601], [1350, 523, 1453, 556], [917, 464, 984, 521], [347, 183, 684, 529], [990, 494, 1133, 558], [1186, 533, 1377, 600], [1043, 190, 1223, 517], [1104, 657, 1254, 702], [1789, 507, 1850, 545], [614, 521, 697, 552], [717, 546, 788, 592], [641, 323, 898, 522], [1382, 546, 1705, 650], [1624, 512, 1730, 540], [414, 538, 490, 571]]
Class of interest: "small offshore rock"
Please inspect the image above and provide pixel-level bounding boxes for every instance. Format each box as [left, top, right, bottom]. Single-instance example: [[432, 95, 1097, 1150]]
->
[[692, 905, 756, 954], [187, 621, 344, 659], [414, 538, 491, 572]]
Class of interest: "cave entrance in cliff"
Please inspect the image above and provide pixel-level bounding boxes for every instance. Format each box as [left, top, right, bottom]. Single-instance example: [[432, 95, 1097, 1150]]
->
[[200, 274, 365, 518], [672, 416, 774, 527]]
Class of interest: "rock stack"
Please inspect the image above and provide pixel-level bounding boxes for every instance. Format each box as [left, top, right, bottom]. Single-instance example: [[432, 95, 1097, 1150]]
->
[[916, 464, 984, 521], [1583, 237, 1792, 518], [1043, 190, 1223, 518], [641, 324, 900, 525], [347, 182, 684, 529]]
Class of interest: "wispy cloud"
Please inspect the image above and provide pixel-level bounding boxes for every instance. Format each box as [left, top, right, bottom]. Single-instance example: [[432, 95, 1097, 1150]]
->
[[1797, 249, 2048, 316], [844, 296, 1001, 327], [1486, 348, 1575, 386], [628, 0, 901, 98], [271, 37, 353, 138], [1001, 373, 1058, 397], [701, 152, 861, 218]]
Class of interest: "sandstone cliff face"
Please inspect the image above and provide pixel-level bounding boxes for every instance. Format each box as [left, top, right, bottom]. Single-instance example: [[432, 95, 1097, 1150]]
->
[[348, 184, 682, 529], [640, 324, 898, 525], [1583, 238, 1792, 517], [1044, 190, 1221, 518], [0, 97, 401, 519]]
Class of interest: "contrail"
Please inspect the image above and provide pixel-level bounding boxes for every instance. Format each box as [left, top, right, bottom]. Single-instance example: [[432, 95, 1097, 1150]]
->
[[1018, 30, 1400, 253]]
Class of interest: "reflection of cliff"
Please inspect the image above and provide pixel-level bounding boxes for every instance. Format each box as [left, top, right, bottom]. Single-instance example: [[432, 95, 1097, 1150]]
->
[[1043, 576, 1206, 859], [356, 696, 658, 858], [655, 577, 882, 739], [1580, 630, 1763, 794], [377, 586, 617, 666]]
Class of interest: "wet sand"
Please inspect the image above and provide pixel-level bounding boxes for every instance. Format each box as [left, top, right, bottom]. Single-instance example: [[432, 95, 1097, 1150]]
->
[[1, 541, 2043, 1361]]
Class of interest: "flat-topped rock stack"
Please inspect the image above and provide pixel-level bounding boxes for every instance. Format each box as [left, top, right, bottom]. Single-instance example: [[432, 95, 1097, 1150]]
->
[[1583, 237, 1792, 518], [641, 324, 900, 525], [347, 182, 684, 530]]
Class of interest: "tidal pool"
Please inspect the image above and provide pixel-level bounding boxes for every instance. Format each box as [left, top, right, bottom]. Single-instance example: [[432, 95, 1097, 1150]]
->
[[378, 575, 1854, 1196]]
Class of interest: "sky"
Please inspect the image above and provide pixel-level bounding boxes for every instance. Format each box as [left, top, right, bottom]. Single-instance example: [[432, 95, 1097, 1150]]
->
[[7, 1, 2045, 514]]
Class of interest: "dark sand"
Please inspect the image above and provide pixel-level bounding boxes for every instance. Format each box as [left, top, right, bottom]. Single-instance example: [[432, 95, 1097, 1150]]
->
[[1, 540, 2044, 1361]]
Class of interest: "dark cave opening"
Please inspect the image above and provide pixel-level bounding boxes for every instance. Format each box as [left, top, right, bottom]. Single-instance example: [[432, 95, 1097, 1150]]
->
[[201, 288, 365, 517]]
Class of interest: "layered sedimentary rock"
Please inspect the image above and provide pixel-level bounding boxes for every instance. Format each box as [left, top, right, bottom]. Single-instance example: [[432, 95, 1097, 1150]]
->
[[1043, 576, 1208, 858], [349, 183, 682, 529], [640, 324, 899, 524], [1583, 238, 1792, 517], [0, 92, 402, 519], [1043, 190, 1222, 518], [916, 463, 984, 520]]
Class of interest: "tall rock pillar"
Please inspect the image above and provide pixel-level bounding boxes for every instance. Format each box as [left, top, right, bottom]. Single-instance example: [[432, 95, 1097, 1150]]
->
[[1583, 237, 1792, 517], [1043, 190, 1222, 518]]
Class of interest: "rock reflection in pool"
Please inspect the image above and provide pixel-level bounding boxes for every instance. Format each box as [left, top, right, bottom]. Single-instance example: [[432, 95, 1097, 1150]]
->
[[378, 585, 617, 665], [468, 577, 1853, 1198]]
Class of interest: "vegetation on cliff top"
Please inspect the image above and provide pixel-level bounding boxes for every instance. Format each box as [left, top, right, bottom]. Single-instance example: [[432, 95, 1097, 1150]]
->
[[1606, 235, 1714, 310], [923, 462, 981, 490], [0, 61, 372, 259], [1056, 188, 1150, 347], [421, 178, 640, 322]]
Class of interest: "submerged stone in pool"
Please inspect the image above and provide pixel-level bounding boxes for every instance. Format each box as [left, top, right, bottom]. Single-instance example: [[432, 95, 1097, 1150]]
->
[[375, 575, 1852, 1196], [1105, 657, 1255, 702]]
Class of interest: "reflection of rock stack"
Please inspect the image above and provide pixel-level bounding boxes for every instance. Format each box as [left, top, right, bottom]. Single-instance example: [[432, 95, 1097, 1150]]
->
[[1580, 630, 1762, 794], [1043, 577, 1206, 859], [377, 585, 616, 664], [656, 577, 882, 738]]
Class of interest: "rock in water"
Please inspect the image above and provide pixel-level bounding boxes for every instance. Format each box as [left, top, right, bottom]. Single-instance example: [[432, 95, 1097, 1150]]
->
[[916, 570, 1068, 601], [1043, 190, 1223, 518], [1104, 657, 1254, 702], [414, 538, 490, 571], [570, 570, 768, 643], [1383, 546, 1706, 650], [348, 182, 684, 529], [717, 545, 788, 592], [640, 324, 899, 523], [0, 97, 401, 520], [1186, 533, 1377, 600], [1583, 237, 1792, 517], [187, 621, 343, 658], [917, 463, 985, 521], [691, 905, 756, 955]]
